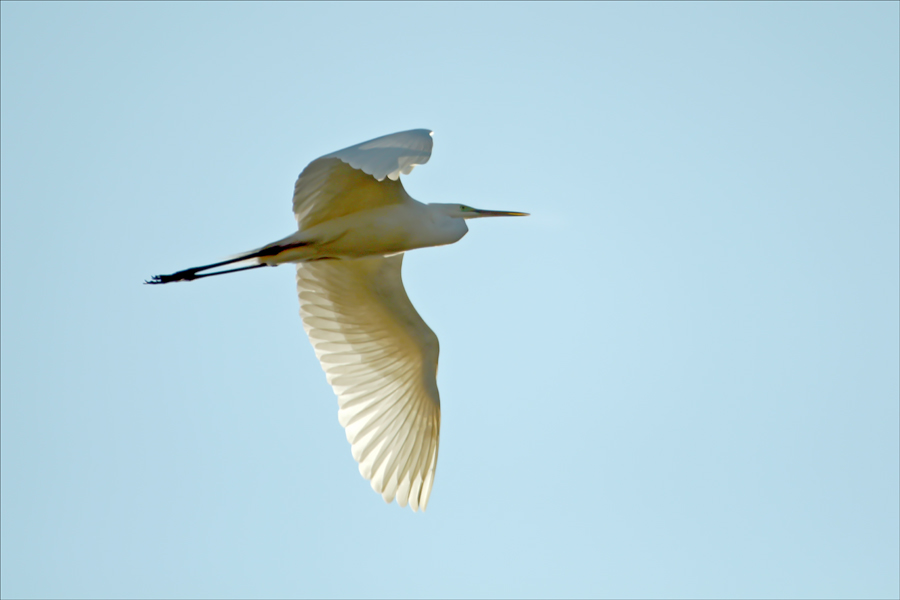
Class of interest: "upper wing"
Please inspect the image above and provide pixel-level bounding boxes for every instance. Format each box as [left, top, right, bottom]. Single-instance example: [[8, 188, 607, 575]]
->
[[324, 128, 434, 182], [296, 254, 441, 511], [292, 129, 434, 230]]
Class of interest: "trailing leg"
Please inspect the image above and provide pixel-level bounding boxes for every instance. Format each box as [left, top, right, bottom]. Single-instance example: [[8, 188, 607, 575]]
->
[[145, 240, 310, 285]]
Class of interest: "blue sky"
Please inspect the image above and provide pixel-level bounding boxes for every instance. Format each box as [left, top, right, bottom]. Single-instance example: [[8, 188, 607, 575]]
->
[[1, 3, 898, 599]]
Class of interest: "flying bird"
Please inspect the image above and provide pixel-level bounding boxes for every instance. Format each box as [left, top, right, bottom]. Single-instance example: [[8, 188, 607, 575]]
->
[[148, 129, 527, 511]]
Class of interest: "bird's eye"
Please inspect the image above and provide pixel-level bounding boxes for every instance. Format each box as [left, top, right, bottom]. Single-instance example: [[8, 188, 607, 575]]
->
[[460, 205, 471, 211]]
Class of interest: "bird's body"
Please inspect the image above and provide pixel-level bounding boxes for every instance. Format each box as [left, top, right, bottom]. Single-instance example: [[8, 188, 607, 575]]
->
[[262, 201, 469, 264], [149, 130, 526, 511]]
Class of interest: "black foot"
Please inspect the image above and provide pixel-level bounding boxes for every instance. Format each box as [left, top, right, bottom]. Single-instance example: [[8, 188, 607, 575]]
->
[[144, 270, 199, 285], [144, 263, 271, 285]]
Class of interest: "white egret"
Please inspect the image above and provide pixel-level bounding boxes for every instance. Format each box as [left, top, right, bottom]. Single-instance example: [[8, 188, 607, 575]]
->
[[148, 129, 527, 511]]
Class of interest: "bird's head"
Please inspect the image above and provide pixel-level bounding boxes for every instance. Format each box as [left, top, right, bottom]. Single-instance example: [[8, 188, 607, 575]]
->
[[429, 203, 530, 219]]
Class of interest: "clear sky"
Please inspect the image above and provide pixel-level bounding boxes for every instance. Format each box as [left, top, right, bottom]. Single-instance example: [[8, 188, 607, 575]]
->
[[1, 3, 898, 599]]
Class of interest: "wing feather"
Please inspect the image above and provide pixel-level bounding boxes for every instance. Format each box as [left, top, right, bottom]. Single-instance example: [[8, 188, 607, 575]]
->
[[296, 254, 441, 511], [292, 130, 433, 230], [324, 129, 433, 182], [379, 393, 423, 503]]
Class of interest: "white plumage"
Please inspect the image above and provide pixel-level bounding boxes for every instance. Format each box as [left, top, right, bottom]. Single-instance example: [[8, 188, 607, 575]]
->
[[148, 129, 527, 511], [297, 254, 440, 510]]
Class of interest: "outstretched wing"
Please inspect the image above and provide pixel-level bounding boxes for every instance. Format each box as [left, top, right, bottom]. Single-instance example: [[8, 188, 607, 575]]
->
[[292, 129, 434, 230], [296, 254, 441, 511]]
